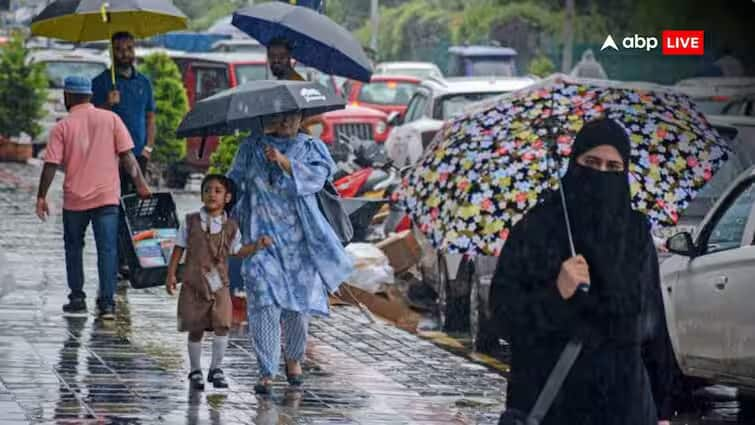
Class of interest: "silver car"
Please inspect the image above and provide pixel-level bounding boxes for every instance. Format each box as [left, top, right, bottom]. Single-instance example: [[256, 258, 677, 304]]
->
[[662, 164, 755, 396]]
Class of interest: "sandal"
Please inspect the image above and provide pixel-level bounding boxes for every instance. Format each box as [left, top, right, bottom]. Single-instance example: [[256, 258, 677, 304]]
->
[[285, 362, 304, 387], [188, 370, 205, 391], [254, 377, 273, 395], [207, 368, 229, 389]]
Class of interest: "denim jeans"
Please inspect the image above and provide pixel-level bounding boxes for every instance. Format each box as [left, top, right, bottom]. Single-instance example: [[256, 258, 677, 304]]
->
[[63, 205, 119, 308]]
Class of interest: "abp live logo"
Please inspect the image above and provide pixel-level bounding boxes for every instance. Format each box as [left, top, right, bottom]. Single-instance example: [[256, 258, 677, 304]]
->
[[601, 30, 704, 56], [662, 30, 704, 55]]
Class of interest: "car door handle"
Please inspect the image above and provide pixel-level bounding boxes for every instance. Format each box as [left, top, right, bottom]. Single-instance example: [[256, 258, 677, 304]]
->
[[713, 276, 728, 290]]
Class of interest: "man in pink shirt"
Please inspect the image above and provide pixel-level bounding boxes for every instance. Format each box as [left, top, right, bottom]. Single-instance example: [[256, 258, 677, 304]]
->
[[35, 76, 151, 320]]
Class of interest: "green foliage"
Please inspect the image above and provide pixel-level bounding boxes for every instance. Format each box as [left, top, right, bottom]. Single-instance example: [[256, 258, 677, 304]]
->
[[528, 55, 556, 77], [0, 34, 48, 139], [209, 132, 248, 175], [455, 2, 559, 45], [138, 53, 189, 165], [356, 0, 452, 64]]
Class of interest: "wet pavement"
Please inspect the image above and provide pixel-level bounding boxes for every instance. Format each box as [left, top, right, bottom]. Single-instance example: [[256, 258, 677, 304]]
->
[[2, 161, 754, 425], [0, 162, 506, 424]]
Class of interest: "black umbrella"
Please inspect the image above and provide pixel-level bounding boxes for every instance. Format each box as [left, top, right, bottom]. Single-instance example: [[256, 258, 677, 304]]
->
[[232, 2, 372, 82], [177, 80, 345, 154]]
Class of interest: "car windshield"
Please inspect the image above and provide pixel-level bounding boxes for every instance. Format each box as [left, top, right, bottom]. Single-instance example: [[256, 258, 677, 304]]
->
[[467, 57, 516, 77], [42, 61, 106, 89], [440, 92, 503, 119], [682, 126, 755, 223], [383, 68, 438, 80], [692, 98, 730, 115], [358, 81, 419, 105], [235, 64, 268, 85]]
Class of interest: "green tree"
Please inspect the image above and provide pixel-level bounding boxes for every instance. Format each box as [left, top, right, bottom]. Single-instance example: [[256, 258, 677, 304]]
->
[[0, 34, 48, 139], [138, 53, 189, 165], [209, 132, 248, 175], [528, 55, 556, 77]]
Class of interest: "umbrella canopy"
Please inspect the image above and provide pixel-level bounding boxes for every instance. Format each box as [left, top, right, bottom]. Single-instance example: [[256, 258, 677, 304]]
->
[[31, 0, 187, 42], [176, 80, 345, 138], [399, 74, 730, 256], [232, 2, 372, 82], [207, 15, 250, 39]]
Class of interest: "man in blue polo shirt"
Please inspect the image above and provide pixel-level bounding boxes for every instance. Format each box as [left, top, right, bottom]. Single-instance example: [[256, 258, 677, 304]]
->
[[92, 31, 156, 195]]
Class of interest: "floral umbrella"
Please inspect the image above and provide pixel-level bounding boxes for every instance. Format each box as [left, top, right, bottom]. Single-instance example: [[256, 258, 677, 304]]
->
[[399, 74, 730, 257]]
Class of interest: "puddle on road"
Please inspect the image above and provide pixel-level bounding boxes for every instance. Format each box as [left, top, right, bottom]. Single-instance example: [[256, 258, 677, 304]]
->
[[2, 163, 754, 424]]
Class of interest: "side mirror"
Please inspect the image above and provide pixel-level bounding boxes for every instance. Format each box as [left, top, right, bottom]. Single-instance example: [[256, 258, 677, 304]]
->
[[667, 232, 696, 257], [387, 111, 402, 126]]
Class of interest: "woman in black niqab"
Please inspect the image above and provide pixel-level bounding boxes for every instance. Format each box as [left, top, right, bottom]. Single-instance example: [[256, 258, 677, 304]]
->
[[490, 118, 676, 425]]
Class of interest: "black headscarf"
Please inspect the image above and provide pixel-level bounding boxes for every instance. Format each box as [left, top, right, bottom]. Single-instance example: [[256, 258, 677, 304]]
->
[[561, 118, 648, 319]]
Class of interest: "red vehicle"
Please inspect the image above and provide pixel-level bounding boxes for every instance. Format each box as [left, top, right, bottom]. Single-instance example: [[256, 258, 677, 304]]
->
[[345, 75, 421, 118], [170, 52, 270, 170], [306, 105, 391, 144]]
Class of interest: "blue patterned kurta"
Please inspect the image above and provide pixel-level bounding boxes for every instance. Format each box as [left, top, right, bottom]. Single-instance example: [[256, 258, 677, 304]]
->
[[227, 133, 353, 316]]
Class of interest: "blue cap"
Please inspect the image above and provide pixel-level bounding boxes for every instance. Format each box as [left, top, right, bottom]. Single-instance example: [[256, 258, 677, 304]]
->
[[63, 76, 92, 95]]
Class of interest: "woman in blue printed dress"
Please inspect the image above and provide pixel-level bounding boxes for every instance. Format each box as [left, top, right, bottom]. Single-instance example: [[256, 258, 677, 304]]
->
[[227, 112, 353, 394]]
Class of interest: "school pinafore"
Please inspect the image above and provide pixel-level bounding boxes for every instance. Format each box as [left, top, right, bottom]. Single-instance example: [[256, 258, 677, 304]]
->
[[177, 213, 238, 332]]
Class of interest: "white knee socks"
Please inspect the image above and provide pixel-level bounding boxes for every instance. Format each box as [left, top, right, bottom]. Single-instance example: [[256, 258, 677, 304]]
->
[[210, 335, 229, 370], [188, 340, 202, 372]]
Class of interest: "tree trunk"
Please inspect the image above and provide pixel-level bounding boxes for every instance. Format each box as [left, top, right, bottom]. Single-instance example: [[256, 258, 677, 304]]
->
[[561, 0, 575, 73]]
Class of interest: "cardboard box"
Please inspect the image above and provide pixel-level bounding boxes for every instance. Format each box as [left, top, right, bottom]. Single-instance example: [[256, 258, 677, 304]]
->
[[336, 284, 422, 333], [375, 230, 423, 274]]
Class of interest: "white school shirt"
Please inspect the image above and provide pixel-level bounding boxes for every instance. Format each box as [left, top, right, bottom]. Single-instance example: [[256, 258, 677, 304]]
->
[[175, 208, 242, 255]]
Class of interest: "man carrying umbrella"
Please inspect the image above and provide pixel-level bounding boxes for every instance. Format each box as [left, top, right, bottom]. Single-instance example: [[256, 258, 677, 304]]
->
[[92, 32, 156, 195], [267, 37, 305, 81]]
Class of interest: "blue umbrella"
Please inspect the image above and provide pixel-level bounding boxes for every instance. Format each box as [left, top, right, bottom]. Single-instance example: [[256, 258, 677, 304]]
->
[[232, 2, 372, 82]]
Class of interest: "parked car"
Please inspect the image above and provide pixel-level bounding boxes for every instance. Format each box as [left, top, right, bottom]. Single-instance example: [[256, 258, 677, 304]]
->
[[345, 75, 421, 118], [722, 93, 755, 117], [374, 61, 443, 80], [661, 164, 755, 396], [210, 38, 265, 54], [673, 77, 755, 116], [305, 105, 390, 145], [385, 76, 537, 167], [165, 52, 270, 186], [446, 45, 518, 78], [28, 49, 109, 155]]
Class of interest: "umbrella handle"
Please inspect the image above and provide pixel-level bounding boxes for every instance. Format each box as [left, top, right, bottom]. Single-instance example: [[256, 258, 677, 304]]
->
[[101, 3, 116, 87], [198, 136, 207, 159]]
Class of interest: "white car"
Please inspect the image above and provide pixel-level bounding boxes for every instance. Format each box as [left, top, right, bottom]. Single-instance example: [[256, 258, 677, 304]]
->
[[374, 61, 443, 80], [662, 164, 755, 396], [385, 76, 537, 167], [28, 49, 110, 153]]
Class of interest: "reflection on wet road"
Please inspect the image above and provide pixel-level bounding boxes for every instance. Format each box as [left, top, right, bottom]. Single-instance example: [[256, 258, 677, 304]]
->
[[1, 162, 753, 424], [0, 163, 506, 424]]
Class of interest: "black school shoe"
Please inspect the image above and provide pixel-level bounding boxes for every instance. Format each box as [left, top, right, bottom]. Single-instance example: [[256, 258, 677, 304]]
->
[[189, 370, 205, 391], [62, 299, 87, 316], [207, 368, 228, 389]]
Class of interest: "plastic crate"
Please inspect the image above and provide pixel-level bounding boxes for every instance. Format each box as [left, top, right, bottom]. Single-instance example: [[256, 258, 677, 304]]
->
[[119, 193, 180, 289]]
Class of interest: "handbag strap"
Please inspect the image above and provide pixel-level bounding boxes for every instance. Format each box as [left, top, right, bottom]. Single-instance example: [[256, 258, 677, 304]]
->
[[526, 340, 583, 425]]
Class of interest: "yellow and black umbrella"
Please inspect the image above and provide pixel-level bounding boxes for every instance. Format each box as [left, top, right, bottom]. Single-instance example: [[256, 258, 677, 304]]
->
[[31, 0, 188, 83]]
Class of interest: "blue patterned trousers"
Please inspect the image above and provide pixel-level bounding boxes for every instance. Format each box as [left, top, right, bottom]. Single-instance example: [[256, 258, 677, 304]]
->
[[248, 305, 309, 378]]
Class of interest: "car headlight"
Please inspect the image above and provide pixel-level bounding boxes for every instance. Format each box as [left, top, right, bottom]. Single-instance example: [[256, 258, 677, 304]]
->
[[375, 120, 387, 134]]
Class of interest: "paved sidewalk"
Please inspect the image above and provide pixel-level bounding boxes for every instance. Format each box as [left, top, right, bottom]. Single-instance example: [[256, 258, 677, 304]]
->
[[0, 163, 507, 425]]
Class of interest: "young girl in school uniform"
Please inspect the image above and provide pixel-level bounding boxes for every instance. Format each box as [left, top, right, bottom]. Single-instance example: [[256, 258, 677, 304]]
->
[[166, 174, 272, 390]]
